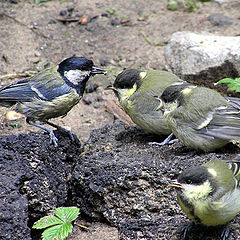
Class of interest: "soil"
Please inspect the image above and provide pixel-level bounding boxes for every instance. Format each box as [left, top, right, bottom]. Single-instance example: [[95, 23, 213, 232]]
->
[[1, 0, 240, 239]]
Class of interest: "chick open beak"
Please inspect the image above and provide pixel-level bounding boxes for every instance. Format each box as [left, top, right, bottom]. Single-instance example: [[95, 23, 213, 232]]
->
[[168, 179, 183, 188], [154, 96, 164, 111], [91, 67, 107, 75]]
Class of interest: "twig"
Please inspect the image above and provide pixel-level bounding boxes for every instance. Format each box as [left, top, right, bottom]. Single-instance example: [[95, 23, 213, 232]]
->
[[56, 17, 80, 23], [141, 31, 168, 46], [104, 99, 135, 126], [79, 146, 90, 157], [75, 223, 89, 231]]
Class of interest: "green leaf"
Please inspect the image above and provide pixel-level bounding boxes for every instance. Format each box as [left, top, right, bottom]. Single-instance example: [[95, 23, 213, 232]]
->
[[32, 207, 79, 240], [228, 84, 240, 92], [55, 223, 73, 239], [215, 78, 236, 85], [33, 216, 64, 229], [54, 207, 79, 223], [42, 225, 62, 240], [215, 77, 240, 93], [183, 0, 199, 10], [42, 223, 72, 240]]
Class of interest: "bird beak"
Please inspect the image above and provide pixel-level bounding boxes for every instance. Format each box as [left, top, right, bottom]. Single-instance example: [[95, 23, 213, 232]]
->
[[168, 179, 183, 189], [91, 67, 107, 75], [154, 96, 164, 111], [105, 85, 116, 91]]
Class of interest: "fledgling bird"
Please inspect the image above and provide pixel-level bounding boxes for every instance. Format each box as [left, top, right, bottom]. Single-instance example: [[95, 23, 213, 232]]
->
[[0, 56, 106, 146], [157, 83, 240, 152], [169, 159, 240, 239], [106, 69, 185, 136]]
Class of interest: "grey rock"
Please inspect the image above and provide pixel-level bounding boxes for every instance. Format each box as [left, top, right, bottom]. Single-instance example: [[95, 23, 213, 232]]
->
[[165, 32, 240, 91], [208, 13, 233, 26], [0, 131, 80, 240]]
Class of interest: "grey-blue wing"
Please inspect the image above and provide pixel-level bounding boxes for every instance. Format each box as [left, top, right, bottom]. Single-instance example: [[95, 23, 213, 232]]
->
[[29, 82, 72, 101], [198, 105, 240, 140], [0, 78, 38, 102], [0, 71, 72, 103], [225, 97, 240, 109]]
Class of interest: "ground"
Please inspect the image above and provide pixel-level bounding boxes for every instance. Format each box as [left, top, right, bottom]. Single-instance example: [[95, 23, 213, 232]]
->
[[0, 0, 240, 239]]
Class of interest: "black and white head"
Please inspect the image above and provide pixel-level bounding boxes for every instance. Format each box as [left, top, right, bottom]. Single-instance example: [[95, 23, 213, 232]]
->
[[169, 166, 215, 203], [157, 83, 194, 113], [106, 69, 143, 99], [58, 57, 105, 86], [161, 83, 194, 104], [113, 69, 142, 89]]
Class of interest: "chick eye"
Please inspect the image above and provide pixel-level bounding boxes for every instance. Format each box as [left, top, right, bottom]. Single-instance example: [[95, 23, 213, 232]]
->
[[186, 179, 192, 184]]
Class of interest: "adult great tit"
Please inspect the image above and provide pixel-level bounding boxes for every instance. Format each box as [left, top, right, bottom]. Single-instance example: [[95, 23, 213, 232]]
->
[[169, 159, 240, 239], [0, 56, 106, 146], [157, 83, 240, 152], [106, 69, 184, 136]]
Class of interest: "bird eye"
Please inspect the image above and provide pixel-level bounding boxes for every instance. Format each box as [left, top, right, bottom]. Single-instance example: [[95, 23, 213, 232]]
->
[[186, 179, 192, 184]]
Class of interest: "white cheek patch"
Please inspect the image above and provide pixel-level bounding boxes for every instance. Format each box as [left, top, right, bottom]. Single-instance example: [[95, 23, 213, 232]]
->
[[64, 70, 90, 84]]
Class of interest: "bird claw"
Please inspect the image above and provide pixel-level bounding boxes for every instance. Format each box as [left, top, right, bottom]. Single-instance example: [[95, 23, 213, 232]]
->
[[148, 141, 164, 146], [27, 120, 59, 147], [45, 121, 79, 144], [148, 132, 178, 146], [180, 222, 193, 240], [49, 130, 58, 147], [149, 136, 178, 146], [221, 225, 229, 240]]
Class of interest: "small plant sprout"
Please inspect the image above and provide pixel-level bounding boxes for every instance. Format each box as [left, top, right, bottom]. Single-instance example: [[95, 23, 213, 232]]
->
[[184, 0, 199, 10], [215, 77, 240, 93], [32, 207, 80, 240]]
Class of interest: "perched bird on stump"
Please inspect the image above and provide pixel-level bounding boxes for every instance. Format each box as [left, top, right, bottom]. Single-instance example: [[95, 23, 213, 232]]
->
[[0, 56, 106, 146]]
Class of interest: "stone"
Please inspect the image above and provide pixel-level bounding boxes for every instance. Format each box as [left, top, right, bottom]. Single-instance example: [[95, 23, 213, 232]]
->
[[164, 31, 240, 95], [0, 131, 81, 240], [208, 13, 233, 26]]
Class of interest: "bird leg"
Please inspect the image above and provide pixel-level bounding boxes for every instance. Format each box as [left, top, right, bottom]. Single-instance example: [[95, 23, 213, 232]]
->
[[221, 224, 230, 240], [180, 222, 194, 240], [148, 132, 178, 146], [180, 223, 229, 240], [45, 120, 76, 142], [27, 119, 58, 147]]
